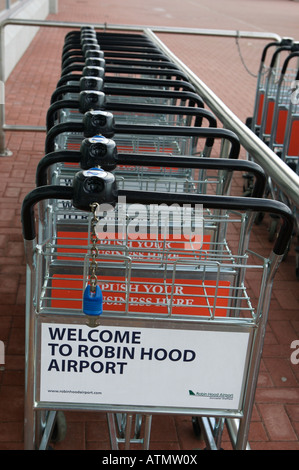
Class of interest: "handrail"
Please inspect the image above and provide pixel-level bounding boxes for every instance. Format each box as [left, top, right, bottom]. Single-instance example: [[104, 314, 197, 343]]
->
[[0, 18, 282, 39], [0, 18, 282, 85], [144, 29, 299, 208]]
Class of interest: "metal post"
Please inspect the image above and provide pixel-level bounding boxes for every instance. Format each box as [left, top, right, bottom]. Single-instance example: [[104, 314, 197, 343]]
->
[[0, 21, 12, 156]]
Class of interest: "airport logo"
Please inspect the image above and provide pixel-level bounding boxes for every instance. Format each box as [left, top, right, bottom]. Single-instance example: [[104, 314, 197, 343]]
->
[[189, 389, 234, 400]]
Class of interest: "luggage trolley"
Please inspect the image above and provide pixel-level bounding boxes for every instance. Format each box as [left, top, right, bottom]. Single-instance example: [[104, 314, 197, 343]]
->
[[46, 93, 212, 134], [44, 90, 227, 186], [47, 36, 223, 195], [243, 40, 297, 195], [45, 108, 240, 166], [47, 30, 227, 202], [246, 37, 293, 138], [21, 168, 294, 450], [34, 128, 265, 449], [56, 68, 197, 95], [61, 30, 180, 72], [51, 41, 214, 161], [51, 79, 202, 112], [280, 63, 299, 168], [43, 32, 241, 273], [61, 43, 182, 76], [269, 53, 299, 156], [282, 72, 299, 278], [258, 42, 299, 146], [23, 26, 286, 447], [58, 28, 200, 101], [266, 52, 299, 202], [54, 28, 208, 135], [264, 52, 299, 275], [36, 137, 263, 195], [60, 55, 189, 84], [254, 52, 299, 208], [43, 111, 241, 224], [50, 74, 209, 138], [51, 79, 209, 152], [34, 135, 266, 278], [43, 27, 237, 263]]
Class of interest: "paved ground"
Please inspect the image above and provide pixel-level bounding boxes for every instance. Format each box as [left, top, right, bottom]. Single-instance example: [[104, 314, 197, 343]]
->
[[0, 0, 298, 451]]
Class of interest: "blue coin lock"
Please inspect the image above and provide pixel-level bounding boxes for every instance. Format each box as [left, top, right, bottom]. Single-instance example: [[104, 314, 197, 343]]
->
[[83, 284, 103, 316]]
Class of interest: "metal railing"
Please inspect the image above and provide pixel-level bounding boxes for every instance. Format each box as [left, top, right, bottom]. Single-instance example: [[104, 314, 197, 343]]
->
[[0, 19, 298, 208]]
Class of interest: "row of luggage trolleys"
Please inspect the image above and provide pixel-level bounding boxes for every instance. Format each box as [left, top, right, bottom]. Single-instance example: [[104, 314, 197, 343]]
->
[[245, 37, 299, 276], [21, 28, 295, 450]]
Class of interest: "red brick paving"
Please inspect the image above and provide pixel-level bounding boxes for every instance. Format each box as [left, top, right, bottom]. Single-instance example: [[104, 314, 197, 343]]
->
[[0, 0, 298, 451]]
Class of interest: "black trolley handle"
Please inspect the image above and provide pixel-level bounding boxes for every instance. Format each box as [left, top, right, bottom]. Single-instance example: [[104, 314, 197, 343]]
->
[[260, 38, 293, 66], [50, 77, 197, 103], [63, 31, 155, 45], [61, 49, 170, 68], [62, 37, 159, 52], [45, 110, 240, 157], [60, 63, 189, 80], [46, 90, 213, 132], [61, 41, 167, 59], [51, 78, 196, 103], [61, 58, 182, 74], [269, 42, 299, 68], [61, 52, 173, 70], [46, 93, 213, 132], [56, 67, 189, 88], [22, 170, 294, 257], [35, 149, 266, 199], [50, 78, 199, 103], [280, 51, 299, 76]]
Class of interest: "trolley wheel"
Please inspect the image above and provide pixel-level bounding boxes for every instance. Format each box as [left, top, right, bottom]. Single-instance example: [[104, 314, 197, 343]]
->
[[192, 416, 202, 439], [50, 411, 67, 444]]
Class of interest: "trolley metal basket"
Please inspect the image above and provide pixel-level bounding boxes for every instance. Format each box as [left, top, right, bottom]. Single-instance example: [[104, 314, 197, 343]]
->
[[21, 167, 294, 450], [34, 149, 266, 276]]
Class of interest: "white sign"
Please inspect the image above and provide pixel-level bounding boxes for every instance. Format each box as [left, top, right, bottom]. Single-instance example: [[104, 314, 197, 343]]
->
[[40, 323, 250, 411]]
